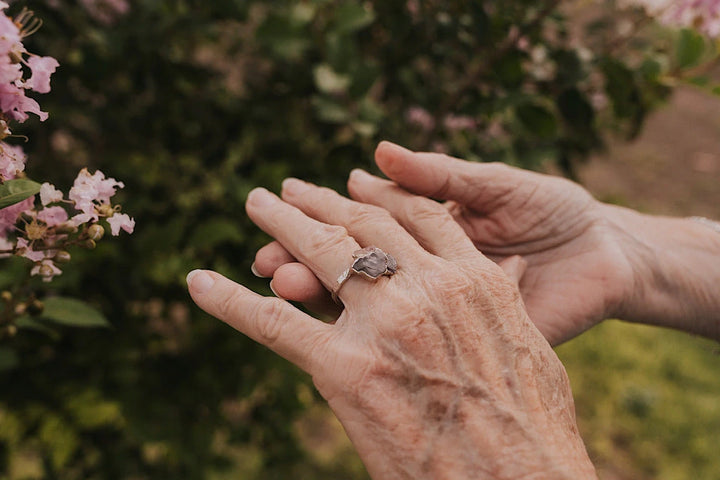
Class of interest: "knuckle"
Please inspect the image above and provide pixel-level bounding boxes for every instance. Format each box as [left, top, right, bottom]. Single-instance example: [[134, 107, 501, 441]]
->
[[216, 289, 244, 320], [303, 223, 351, 255], [253, 299, 287, 345], [432, 270, 473, 297], [353, 203, 392, 227]]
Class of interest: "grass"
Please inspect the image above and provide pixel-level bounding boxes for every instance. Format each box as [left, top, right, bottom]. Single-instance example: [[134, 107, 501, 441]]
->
[[557, 320, 720, 480]]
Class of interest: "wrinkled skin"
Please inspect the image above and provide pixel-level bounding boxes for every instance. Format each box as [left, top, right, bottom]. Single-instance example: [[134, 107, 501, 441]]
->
[[187, 178, 597, 479], [254, 142, 635, 345]]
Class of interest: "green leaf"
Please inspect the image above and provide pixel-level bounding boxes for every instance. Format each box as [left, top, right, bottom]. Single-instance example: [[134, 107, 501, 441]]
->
[[639, 58, 662, 80], [677, 28, 705, 68], [516, 103, 558, 138], [0, 347, 18, 372], [15, 315, 57, 336], [601, 58, 645, 134], [332, 4, 375, 35], [0, 179, 41, 209], [712, 85, 720, 96], [40, 297, 110, 328]]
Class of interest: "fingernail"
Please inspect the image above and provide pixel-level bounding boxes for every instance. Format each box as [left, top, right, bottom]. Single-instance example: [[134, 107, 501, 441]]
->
[[349, 169, 372, 183], [269, 280, 285, 300], [282, 178, 311, 196], [247, 188, 277, 207], [250, 262, 265, 278], [186, 269, 215, 294]]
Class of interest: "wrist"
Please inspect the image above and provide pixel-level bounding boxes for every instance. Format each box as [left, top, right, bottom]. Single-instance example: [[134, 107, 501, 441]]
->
[[599, 204, 720, 339]]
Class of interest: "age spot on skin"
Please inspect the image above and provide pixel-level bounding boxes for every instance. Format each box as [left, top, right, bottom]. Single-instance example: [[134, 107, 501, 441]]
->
[[425, 400, 449, 422]]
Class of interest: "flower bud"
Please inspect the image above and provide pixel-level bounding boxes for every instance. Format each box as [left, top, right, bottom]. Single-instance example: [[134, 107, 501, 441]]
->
[[1, 291, 12, 303], [54, 251, 71, 263], [14, 303, 27, 315], [6, 325, 17, 337], [28, 299, 44, 316], [97, 204, 114, 217], [56, 224, 78, 234], [39, 264, 56, 277], [87, 224, 105, 241], [84, 239, 97, 249]]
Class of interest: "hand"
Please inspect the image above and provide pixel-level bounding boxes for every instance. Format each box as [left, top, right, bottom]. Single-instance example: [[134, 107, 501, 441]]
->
[[187, 180, 596, 479], [254, 142, 635, 345]]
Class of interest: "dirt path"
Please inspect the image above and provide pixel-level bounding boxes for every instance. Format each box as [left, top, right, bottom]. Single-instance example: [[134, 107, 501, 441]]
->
[[580, 86, 720, 218]]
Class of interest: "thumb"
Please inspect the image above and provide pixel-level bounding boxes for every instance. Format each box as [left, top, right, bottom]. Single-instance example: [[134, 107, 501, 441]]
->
[[374, 141, 526, 212], [497, 255, 528, 286]]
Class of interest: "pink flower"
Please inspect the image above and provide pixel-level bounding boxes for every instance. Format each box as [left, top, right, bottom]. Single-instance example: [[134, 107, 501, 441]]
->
[[16, 237, 45, 262], [0, 196, 33, 235], [25, 56, 60, 94], [37, 206, 68, 227], [79, 0, 130, 25], [0, 85, 48, 122], [69, 212, 96, 226], [0, 143, 26, 180], [626, 0, 720, 37], [0, 8, 21, 55], [0, 7, 57, 122], [405, 106, 435, 132], [39, 182, 64, 205], [107, 213, 135, 236], [663, 0, 720, 37], [443, 114, 477, 132], [69, 168, 124, 216]]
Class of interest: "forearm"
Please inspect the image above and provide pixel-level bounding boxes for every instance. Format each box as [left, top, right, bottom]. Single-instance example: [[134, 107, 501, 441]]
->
[[602, 204, 720, 339]]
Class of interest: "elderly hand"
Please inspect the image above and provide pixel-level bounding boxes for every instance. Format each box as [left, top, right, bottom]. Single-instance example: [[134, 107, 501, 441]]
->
[[254, 142, 636, 345], [187, 180, 596, 479]]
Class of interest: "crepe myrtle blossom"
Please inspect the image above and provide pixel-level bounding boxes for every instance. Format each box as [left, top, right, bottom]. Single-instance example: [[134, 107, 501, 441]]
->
[[68, 168, 126, 224], [0, 6, 132, 294], [0, 4, 59, 123], [0, 142, 25, 180], [39, 182, 63, 206], [0, 167, 134, 282], [624, 0, 720, 37], [107, 212, 135, 236], [78, 0, 130, 25]]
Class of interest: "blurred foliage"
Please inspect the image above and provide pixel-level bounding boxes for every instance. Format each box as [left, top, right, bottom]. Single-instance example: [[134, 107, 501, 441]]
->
[[0, 0, 717, 478]]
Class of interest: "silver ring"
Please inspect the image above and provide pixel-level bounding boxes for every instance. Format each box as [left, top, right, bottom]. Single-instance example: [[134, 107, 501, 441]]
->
[[331, 246, 398, 305]]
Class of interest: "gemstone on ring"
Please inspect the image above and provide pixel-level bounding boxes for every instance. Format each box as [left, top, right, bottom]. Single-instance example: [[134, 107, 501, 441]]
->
[[332, 247, 397, 304], [350, 246, 397, 279]]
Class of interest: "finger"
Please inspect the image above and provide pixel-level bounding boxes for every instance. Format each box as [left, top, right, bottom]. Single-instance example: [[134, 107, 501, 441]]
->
[[346, 169, 478, 262], [245, 187, 365, 303], [253, 241, 296, 278], [280, 178, 423, 266], [374, 141, 533, 214], [186, 269, 332, 373], [270, 262, 341, 317], [498, 255, 527, 286]]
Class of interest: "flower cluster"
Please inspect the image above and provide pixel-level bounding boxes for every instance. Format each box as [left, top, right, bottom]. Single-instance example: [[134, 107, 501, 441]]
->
[[0, 3, 133, 283], [625, 0, 720, 37]]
